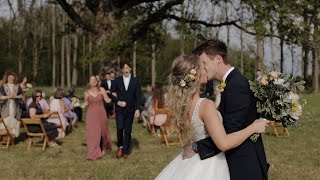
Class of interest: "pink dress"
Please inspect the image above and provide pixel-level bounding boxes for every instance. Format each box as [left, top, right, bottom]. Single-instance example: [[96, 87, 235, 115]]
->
[[86, 94, 112, 160]]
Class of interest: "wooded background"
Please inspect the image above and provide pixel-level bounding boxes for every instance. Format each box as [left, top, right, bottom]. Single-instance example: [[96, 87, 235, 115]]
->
[[0, 0, 319, 92]]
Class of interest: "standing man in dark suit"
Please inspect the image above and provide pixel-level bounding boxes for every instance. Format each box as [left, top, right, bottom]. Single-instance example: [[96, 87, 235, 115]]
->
[[111, 62, 141, 159], [101, 72, 114, 118], [184, 39, 269, 180]]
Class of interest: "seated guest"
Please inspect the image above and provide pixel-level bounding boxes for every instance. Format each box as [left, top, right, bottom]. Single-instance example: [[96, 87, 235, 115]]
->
[[26, 92, 50, 112], [148, 84, 166, 135], [62, 95, 77, 126], [47, 88, 68, 138], [28, 89, 60, 148], [66, 87, 82, 122]]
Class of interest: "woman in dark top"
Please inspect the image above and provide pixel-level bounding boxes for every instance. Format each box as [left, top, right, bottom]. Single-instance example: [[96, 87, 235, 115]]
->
[[28, 89, 60, 148]]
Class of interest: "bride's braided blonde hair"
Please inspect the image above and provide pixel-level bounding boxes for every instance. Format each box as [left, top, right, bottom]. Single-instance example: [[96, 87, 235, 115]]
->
[[166, 54, 202, 140]]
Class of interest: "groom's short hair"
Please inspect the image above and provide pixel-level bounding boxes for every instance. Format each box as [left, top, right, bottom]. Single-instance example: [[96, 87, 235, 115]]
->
[[192, 39, 229, 64]]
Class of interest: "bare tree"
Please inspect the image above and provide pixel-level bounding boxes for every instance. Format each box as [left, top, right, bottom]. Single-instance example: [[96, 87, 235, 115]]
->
[[151, 43, 156, 87], [89, 33, 93, 76], [52, 5, 56, 88], [61, 12, 66, 89], [133, 41, 137, 77], [66, 31, 71, 89], [72, 28, 79, 86]]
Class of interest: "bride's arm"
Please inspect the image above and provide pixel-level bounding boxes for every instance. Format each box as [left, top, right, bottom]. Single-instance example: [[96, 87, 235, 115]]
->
[[200, 99, 269, 152]]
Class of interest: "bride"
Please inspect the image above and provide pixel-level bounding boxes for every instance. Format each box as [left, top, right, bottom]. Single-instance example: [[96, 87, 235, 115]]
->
[[155, 54, 269, 180]]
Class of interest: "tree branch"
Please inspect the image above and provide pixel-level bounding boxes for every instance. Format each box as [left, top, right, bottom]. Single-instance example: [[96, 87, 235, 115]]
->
[[7, 0, 16, 20], [56, 0, 94, 32], [130, 0, 183, 41], [168, 14, 281, 39]]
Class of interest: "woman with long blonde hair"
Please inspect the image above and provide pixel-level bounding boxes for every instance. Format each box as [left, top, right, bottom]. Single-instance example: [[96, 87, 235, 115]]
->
[[156, 54, 269, 180]]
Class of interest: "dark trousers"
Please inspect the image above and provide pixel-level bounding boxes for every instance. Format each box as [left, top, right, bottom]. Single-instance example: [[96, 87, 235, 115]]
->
[[115, 110, 134, 154], [104, 102, 114, 118], [73, 107, 82, 122]]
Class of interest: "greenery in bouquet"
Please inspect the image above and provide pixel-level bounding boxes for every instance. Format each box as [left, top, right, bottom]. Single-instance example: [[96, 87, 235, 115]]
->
[[249, 70, 306, 127]]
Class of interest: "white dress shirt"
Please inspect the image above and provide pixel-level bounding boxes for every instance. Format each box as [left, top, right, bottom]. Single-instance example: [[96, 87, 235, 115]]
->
[[107, 80, 111, 90], [222, 67, 235, 83], [123, 75, 131, 91]]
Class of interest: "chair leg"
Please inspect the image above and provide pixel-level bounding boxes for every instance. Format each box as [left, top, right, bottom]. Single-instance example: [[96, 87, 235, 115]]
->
[[28, 138, 33, 150], [42, 138, 47, 151], [271, 122, 279, 137], [284, 128, 290, 137], [6, 137, 10, 149]]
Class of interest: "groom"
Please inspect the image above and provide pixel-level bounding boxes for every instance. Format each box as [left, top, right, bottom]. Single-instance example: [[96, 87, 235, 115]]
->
[[184, 39, 269, 180]]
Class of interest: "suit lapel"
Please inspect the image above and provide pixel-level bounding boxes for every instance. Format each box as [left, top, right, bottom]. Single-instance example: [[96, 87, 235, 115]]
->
[[220, 69, 238, 114]]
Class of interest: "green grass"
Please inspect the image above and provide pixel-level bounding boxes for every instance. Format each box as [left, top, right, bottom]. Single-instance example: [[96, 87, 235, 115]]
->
[[1, 90, 319, 179]]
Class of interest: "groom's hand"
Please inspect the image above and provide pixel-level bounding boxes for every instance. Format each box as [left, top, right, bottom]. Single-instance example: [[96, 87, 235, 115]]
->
[[182, 143, 196, 160]]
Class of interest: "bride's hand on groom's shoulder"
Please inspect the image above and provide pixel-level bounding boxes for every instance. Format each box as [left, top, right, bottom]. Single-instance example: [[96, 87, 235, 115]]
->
[[251, 119, 270, 133], [182, 142, 196, 160]]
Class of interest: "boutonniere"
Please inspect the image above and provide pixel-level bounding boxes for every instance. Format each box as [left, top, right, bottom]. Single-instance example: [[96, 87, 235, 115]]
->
[[219, 82, 227, 92]]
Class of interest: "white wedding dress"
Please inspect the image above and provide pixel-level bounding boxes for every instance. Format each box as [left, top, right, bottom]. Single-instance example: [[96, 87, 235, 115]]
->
[[155, 98, 230, 180]]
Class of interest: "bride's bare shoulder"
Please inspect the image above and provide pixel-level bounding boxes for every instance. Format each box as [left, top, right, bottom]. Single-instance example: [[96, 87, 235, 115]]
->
[[200, 99, 217, 112]]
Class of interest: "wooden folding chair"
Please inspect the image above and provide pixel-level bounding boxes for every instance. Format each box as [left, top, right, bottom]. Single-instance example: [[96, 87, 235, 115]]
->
[[158, 109, 183, 147], [0, 118, 14, 149], [50, 111, 65, 135], [21, 118, 49, 151], [269, 121, 290, 137]]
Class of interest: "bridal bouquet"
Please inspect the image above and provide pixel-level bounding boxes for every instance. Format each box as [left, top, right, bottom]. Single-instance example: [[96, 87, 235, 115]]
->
[[71, 97, 81, 107], [249, 70, 306, 127]]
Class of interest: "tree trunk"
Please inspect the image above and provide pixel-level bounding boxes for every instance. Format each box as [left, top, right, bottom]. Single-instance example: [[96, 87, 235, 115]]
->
[[52, 5, 56, 88], [151, 44, 156, 87], [72, 29, 79, 86], [66, 33, 71, 89], [269, 21, 275, 64], [291, 44, 295, 75], [180, 3, 185, 55], [32, 20, 39, 83], [133, 41, 137, 77], [313, 46, 319, 93], [89, 33, 93, 76], [303, 47, 309, 79], [280, 37, 284, 73], [256, 36, 264, 70], [17, 0, 25, 75], [240, 28, 244, 74], [61, 13, 66, 89], [225, 2, 230, 57]]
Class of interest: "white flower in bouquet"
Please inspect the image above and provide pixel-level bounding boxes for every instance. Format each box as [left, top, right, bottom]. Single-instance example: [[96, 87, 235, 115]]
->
[[26, 83, 32, 88], [274, 78, 285, 85]]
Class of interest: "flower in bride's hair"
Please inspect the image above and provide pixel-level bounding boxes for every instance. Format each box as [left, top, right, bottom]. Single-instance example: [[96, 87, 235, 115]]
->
[[186, 74, 196, 81], [190, 69, 197, 76], [179, 68, 197, 88], [179, 79, 187, 87]]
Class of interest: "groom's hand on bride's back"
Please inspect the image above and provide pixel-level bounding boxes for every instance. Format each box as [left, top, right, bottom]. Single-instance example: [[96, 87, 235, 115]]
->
[[182, 142, 196, 160]]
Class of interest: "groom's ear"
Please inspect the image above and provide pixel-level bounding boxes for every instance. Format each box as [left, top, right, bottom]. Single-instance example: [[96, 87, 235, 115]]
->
[[213, 54, 223, 64]]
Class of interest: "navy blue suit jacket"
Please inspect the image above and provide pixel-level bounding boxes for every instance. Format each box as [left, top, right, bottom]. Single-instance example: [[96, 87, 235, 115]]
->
[[110, 76, 141, 113]]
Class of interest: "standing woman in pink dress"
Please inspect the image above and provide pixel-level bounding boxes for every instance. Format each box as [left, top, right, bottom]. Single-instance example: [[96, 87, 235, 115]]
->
[[84, 75, 112, 160]]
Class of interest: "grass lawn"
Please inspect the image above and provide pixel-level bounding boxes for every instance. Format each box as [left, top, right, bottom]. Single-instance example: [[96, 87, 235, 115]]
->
[[0, 89, 319, 179]]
